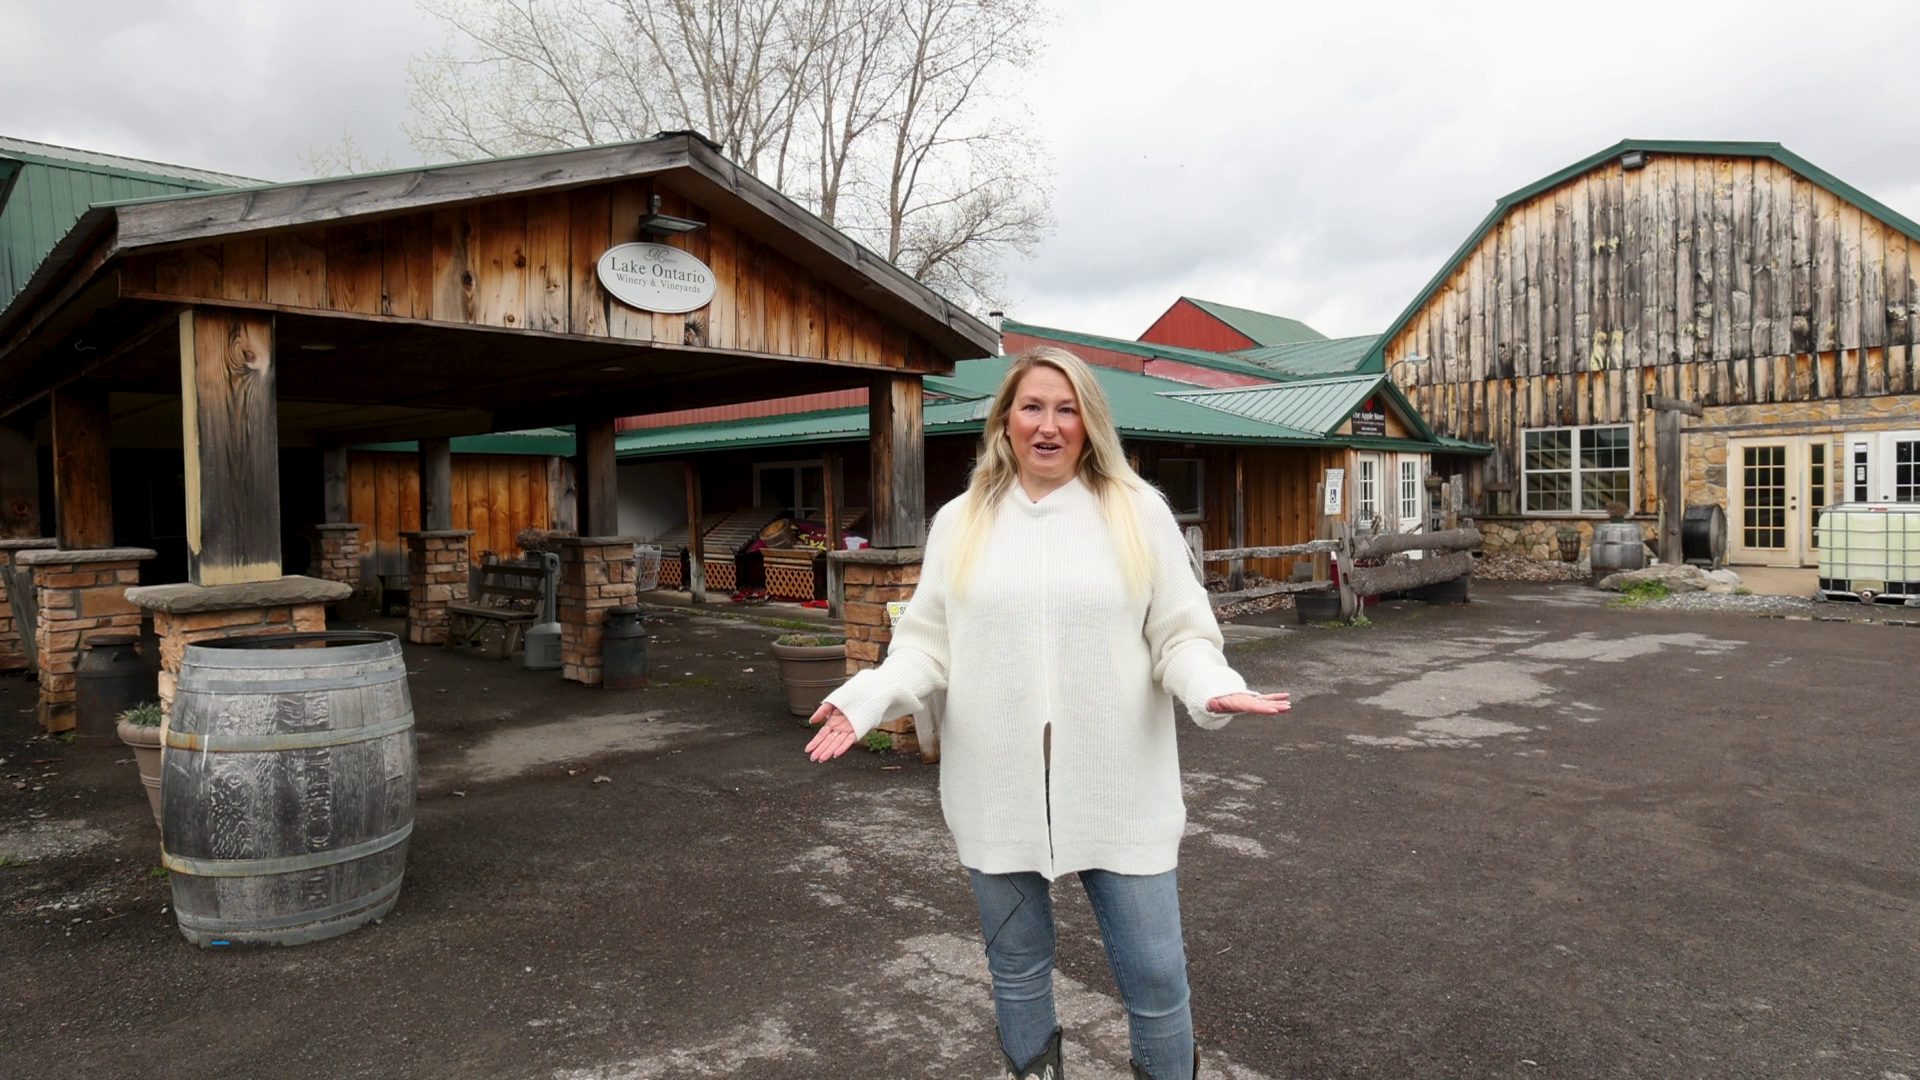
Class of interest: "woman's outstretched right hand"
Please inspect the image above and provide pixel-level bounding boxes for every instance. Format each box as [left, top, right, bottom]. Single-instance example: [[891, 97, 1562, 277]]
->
[[805, 704, 858, 762]]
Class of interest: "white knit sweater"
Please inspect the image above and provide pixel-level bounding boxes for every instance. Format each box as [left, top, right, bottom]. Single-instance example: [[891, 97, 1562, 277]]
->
[[824, 477, 1251, 879]]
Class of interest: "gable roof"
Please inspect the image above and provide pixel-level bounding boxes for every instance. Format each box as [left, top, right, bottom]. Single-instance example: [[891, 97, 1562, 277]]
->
[[0, 135, 257, 306], [1365, 138, 1920, 369], [1235, 334, 1381, 380], [1165, 372, 1489, 453], [1000, 318, 1281, 381], [1183, 297, 1326, 346], [0, 131, 996, 363]]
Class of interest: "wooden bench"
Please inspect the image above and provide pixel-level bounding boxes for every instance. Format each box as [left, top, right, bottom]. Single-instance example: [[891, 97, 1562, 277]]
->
[[444, 562, 549, 659]]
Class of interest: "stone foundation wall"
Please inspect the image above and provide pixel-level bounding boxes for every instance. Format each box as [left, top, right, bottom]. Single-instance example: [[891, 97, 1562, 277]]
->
[[1686, 395, 1920, 511], [557, 537, 638, 686], [0, 538, 55, 671], [312, 524, 365, 593], [832, 548, 925, 753], [403, 530, 473, 645], [19, 547, 156, 732], [1476, 518, 1655, 561]]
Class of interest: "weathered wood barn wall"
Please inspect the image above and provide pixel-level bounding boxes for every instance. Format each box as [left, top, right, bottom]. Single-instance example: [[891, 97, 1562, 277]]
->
[[346, 452, 562, 578], [1384, 140, 1920, 561]]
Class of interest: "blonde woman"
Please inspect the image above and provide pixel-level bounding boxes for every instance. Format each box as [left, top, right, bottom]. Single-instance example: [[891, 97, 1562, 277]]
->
[[807, 347, 1287, 1080]]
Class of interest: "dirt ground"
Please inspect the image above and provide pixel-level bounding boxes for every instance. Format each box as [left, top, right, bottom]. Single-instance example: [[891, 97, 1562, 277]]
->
[[2, 585, 1916, 1079]]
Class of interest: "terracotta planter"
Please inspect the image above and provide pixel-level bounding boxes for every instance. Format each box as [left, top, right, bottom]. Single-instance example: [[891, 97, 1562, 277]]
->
[[116, 719, 163, 831], [770, 640, 848, 717]]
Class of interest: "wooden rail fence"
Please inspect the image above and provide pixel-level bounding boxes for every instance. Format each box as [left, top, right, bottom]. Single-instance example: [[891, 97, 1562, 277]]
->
[[1188, 527, 1483, 619]]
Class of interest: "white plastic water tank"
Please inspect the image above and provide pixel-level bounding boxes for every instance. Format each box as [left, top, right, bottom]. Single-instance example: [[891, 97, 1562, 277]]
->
[[1816, 502, 1920, 603]]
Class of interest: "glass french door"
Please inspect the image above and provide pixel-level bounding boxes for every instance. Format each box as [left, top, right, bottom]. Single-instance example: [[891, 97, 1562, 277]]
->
[[1728, 436, 1828, 567]]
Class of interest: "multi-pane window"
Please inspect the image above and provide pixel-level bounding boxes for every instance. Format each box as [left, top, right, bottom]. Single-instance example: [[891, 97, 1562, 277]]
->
[[1897, 440, 1919, 502], [1399, 458, 1422, 526], [1741, 445, 1788, 550], [1522, 426, 1633, 513], [1356, 456, 1380, 525], [1156, 459, 1204, 521]]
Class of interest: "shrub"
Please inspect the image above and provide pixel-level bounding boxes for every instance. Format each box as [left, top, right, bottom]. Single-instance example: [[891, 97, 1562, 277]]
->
[[118, 701, 162, 728]]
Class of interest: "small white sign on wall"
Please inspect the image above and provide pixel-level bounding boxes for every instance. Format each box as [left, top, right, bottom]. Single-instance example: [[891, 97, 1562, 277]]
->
[[1322, 468, 1345, 515], [597, 242, 717, 314]]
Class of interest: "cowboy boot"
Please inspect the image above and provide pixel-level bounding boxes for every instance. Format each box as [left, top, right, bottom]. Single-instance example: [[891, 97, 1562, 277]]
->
[[1129, 1046, 1199, 1080], [1004, 1028, 1062, 1080]]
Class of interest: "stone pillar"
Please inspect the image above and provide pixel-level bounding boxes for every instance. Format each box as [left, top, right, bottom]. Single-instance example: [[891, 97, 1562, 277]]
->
[[127, 577, 351, 719], [401, 530, 473, 645], [830, 547, 925, 756], [556, 536, 638, 686], [311, 524, 365, 593], [18, 547, 157, 732], [0, 538, 56, 671]]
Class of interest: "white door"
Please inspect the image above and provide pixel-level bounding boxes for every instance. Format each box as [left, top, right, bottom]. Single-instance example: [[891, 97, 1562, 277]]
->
[[1728, 436, 1829, 567]]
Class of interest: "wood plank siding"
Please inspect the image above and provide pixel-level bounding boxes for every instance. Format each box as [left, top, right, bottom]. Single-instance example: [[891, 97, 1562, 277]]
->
[[1385, 152, 1920, 514], [347, 452, 557, 577], [116, 177, 946, 375]]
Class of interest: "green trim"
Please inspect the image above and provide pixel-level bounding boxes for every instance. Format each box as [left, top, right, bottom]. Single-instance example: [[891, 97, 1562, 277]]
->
[[1365, 139, 1920, 370], [1001, 319, 1280, 380], [354, 428, 577, 456]]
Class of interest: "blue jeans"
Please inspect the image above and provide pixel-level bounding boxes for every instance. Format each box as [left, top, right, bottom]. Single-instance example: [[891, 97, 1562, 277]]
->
[[967, 867, 1194, 1079]]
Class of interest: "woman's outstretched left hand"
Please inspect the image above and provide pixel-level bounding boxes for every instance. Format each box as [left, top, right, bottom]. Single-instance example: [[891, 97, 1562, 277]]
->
[[1206, 691, 1291, 714]]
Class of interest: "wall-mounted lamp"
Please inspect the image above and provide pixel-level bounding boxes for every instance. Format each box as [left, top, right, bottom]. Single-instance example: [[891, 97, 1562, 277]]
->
[[1388, 352, 1429, 380], [1620, 149, 1648, 171], [639, 194, 706, 236]]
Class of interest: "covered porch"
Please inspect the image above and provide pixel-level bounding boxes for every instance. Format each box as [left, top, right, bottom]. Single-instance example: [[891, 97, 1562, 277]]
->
[[0, 131, 994, 731]]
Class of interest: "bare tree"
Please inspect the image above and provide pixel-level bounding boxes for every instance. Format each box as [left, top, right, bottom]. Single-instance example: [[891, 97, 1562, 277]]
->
[[406, 0, 1050, 311]]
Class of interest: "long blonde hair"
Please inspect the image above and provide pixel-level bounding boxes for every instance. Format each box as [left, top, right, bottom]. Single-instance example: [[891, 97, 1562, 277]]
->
[[947, 347, 1158, 599]]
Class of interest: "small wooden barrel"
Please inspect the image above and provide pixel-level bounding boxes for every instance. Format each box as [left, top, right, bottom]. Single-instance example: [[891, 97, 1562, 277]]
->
[[1590, 522, 1648, 582], [162, 632, 415, 947]]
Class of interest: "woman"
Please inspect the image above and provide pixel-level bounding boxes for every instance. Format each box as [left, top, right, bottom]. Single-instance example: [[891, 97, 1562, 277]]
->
[[807, 347, 1288, 1080]]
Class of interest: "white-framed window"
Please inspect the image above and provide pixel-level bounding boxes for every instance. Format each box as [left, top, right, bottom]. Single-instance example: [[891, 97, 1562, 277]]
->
[[1156, 458, 1205, 521], [1355, 454, 1382, 526], [1398, 457, 1422, 528], [1523, 425, 1632, 514], [1897, 437, 1920, 502]]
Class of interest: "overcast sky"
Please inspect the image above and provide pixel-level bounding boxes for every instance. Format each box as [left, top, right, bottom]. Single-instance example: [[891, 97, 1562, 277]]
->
[[8, 0, 1920, 343]]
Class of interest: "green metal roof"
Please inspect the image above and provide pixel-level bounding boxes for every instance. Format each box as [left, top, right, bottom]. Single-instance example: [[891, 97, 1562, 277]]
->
[[1366, 138, 1920, 371], [0, 136, 258, 307], [613, 357, 1487, 459], [1182, 298, 1327, 345], [354, 428, 579, 455], [1235, 335, 1382, 379], [1000, 318, 1281, 381]]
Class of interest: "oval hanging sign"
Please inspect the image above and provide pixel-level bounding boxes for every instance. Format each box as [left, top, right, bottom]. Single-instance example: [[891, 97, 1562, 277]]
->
[[597, 242, 716, 314]]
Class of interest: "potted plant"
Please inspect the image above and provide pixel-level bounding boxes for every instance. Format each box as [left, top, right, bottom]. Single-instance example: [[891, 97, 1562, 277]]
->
[[116, 701, 163, 830], [770, 634, 848, 717], [1555, 526, 1582, 563]]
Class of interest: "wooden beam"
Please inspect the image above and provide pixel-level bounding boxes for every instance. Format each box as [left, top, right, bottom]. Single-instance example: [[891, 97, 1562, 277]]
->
[[822, 449, 843, 619], [419, 437, 453, 531], [1645, 393, 1705, 417], [180, 307, 282, 585], [51, 386, 113, 549], [1345, 551, 1475, 597], [1202, 540, 1342, 562], [1353, 527, 1483, 559], [322, 445, 351, 524], [1229, 449, 1245, 592], [1656, 409, 1684, 564], [869, 373, 925, 548], [684, 460, 706, 604], [1210, 580, 1335, 607], [576, 417, 618, 536]]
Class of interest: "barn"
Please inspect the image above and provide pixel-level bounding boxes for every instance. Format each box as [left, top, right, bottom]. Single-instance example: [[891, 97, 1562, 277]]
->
[[1377, 140, 1920, 567]]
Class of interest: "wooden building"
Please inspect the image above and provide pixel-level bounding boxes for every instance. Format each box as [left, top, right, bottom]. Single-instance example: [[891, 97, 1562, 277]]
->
[[1138, 296, 1328, 354], [1377, 140, 1920, 565], [0, 130, 994, 726]]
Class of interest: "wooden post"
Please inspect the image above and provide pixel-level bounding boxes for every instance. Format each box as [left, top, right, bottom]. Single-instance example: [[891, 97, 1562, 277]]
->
[[419, 437, 453, 532], [576, 416, 618, 537], [51, 386, 113, 550], [322, 445, 350, 525], [1229, 449, 1246, 591], [684, 460, 706, 605], [180, 308, 281, 585], [823, 449, 843, 618], [1335, 523, 1359, 620], [554, 458, 578, 533], [1656, 410, 1682, 564], [1645, 395, 1701, 566], [869, 374, 925, 548], [1312, 483, 1331, 582], [1185, 525, 1206, 585]]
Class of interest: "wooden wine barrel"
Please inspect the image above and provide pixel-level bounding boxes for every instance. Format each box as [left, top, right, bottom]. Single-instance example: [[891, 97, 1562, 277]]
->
[[161, 631, 415, 947]]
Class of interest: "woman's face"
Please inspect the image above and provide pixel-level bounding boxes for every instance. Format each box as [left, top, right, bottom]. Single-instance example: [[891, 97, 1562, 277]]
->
[[1006, 365, 1086, 494]]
